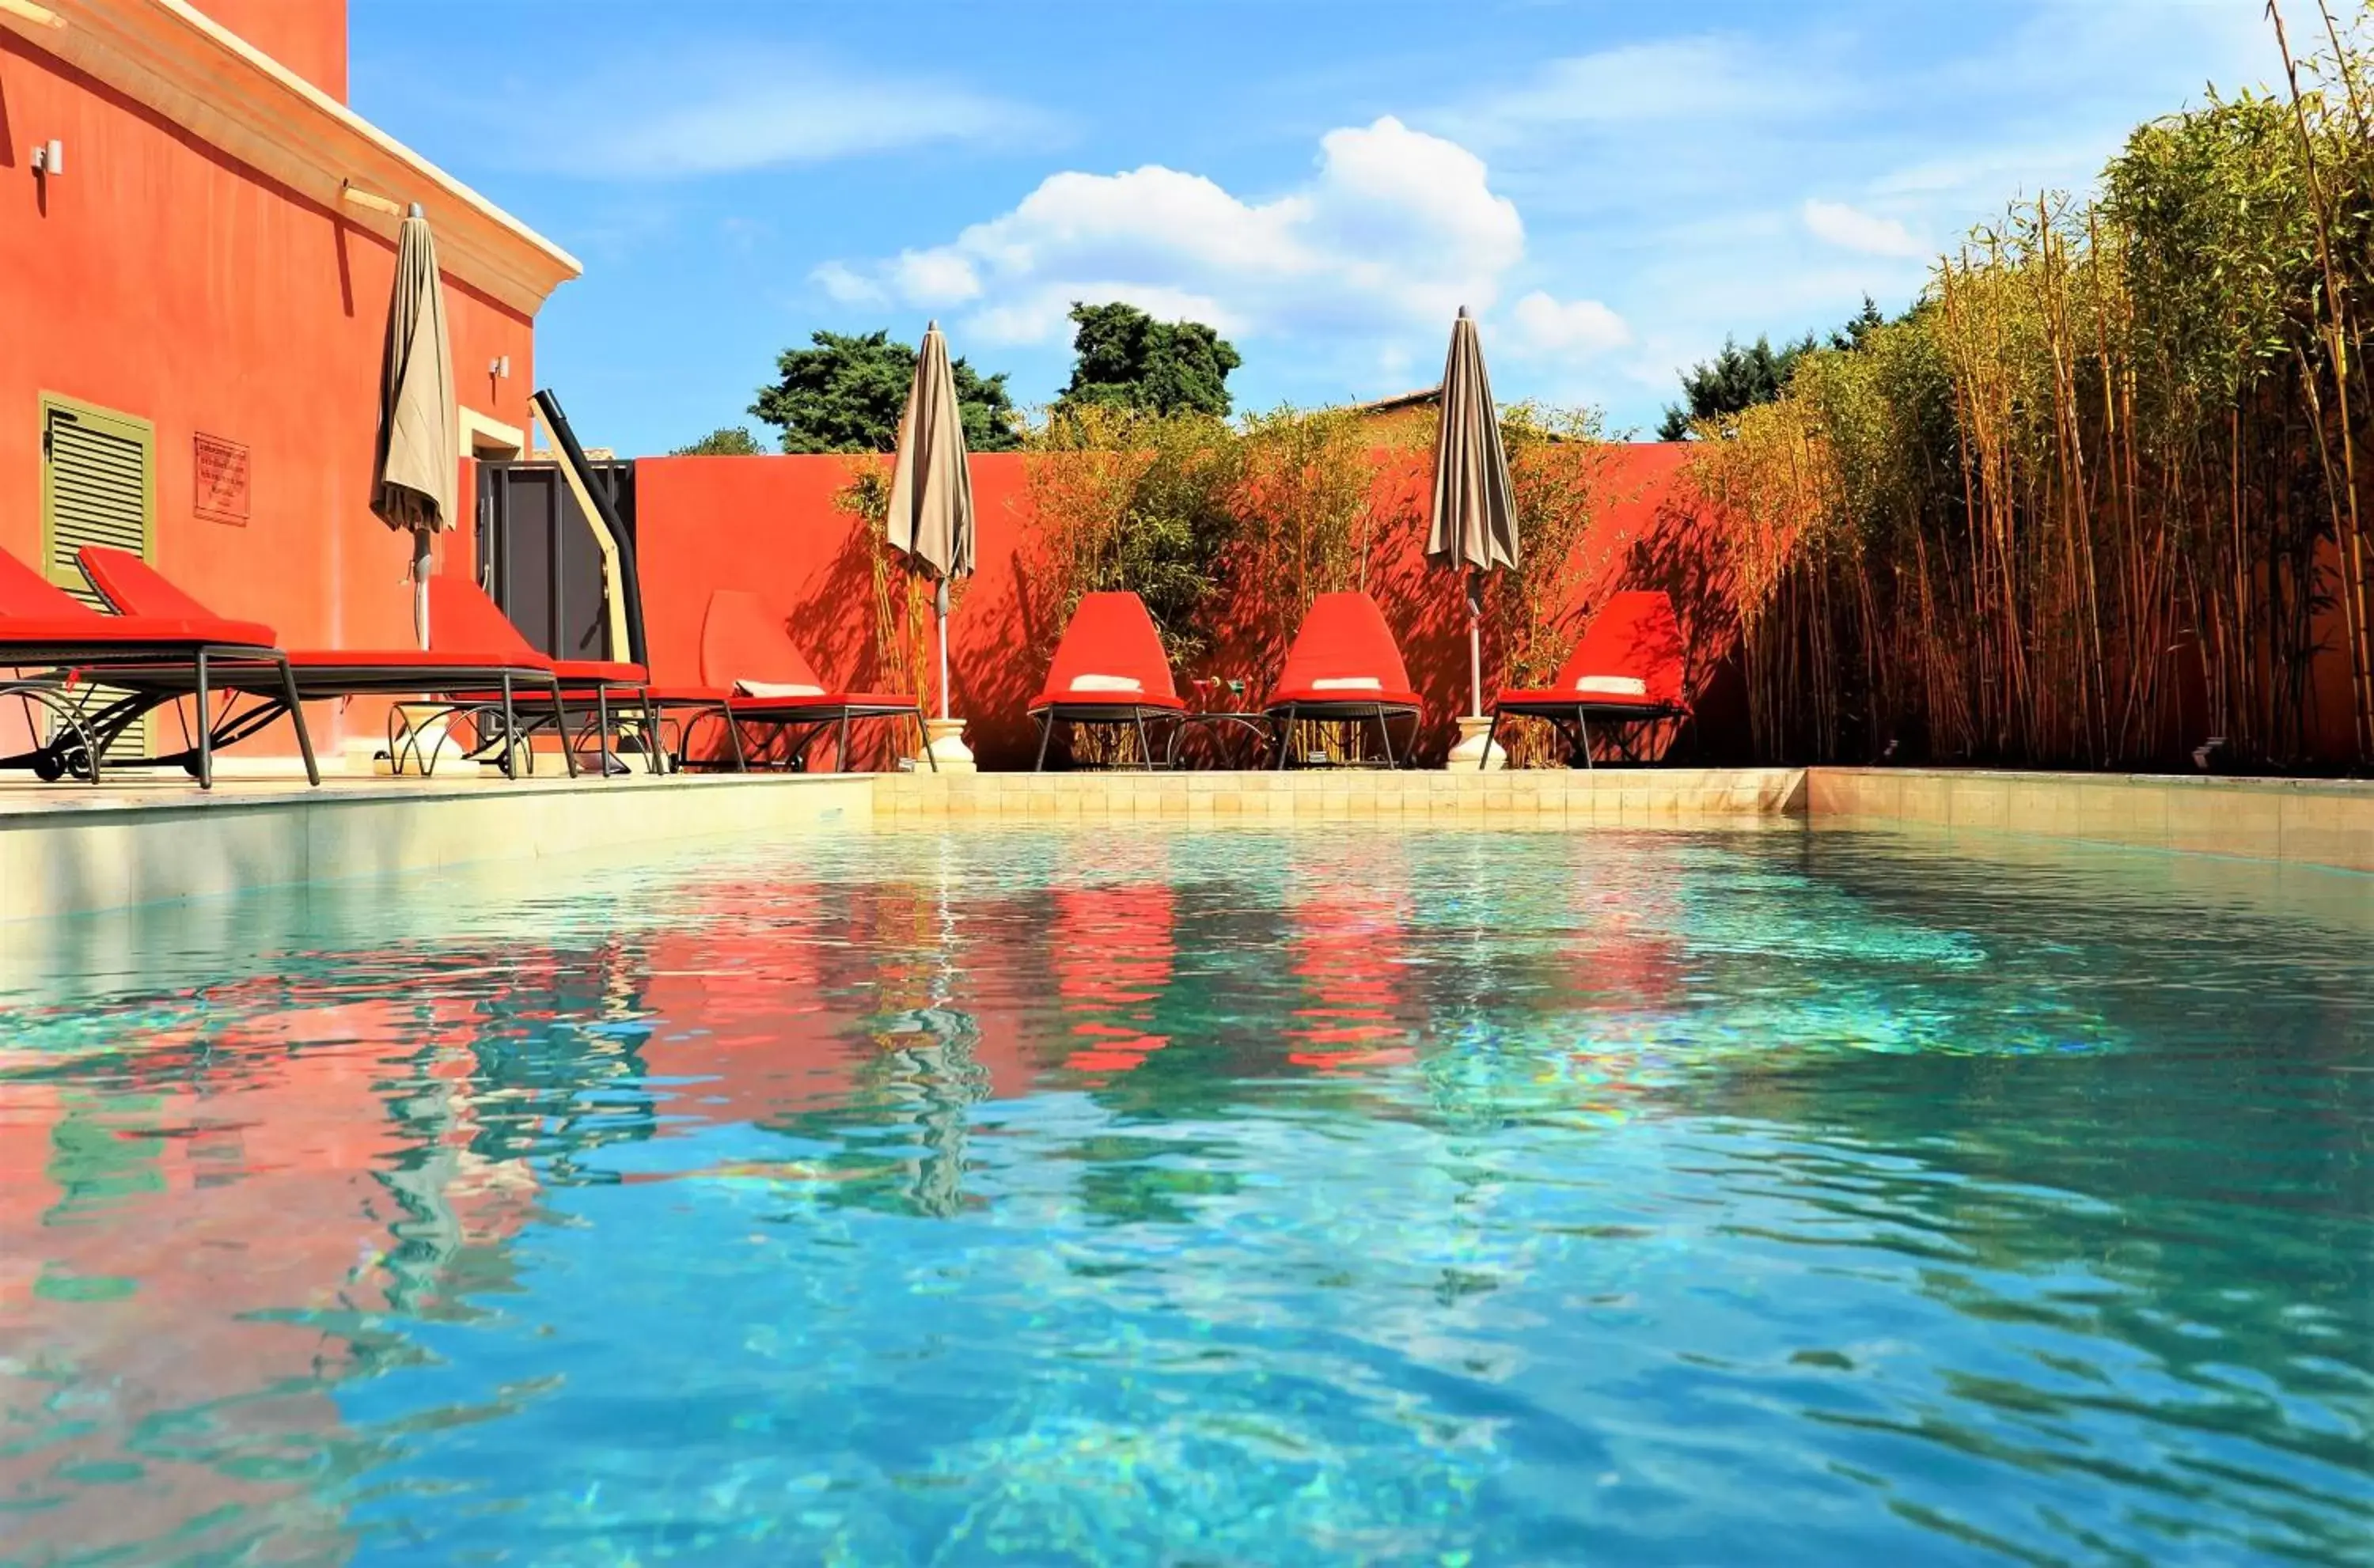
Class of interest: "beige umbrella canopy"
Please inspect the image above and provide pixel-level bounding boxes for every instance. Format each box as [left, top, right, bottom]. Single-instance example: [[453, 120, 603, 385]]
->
[[1425, 306, 1520, 717], [370, 204, 457, 649], [887, 321, 977, 718]]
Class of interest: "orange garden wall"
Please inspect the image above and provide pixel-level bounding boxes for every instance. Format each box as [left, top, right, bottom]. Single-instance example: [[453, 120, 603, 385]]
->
[[0, 21, 537, 759], [635, 444, 1703, 771]]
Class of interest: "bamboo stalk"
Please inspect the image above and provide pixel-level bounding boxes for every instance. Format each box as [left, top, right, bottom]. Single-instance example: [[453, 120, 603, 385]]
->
[[2271, 0, 2374, 763]]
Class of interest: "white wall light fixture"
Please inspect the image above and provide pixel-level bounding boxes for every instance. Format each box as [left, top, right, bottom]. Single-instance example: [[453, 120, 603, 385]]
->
[[31, 139, 63, 177]]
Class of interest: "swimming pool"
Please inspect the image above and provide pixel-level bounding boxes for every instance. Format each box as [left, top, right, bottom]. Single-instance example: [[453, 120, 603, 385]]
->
[[2, 825, 2367, 1565]]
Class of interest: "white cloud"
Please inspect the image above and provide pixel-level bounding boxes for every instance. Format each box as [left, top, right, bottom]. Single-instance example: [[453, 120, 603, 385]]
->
[[889, 250, 982, 304], [810, 260, 884, 305], [818, 116, 1527, 359], [505, 54, 1053, 179], [1801, 199, 1928, 259], [1507, 292, 1630, 357], [1438, 36, 1837, 145]]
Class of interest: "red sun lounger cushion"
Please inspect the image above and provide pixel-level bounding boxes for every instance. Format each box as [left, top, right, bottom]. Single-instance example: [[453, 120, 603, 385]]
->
[[693, 590, 913, 709], [700, 589, 830, 692], [1267, 591, 1421, 710], [552, 659, 646, 684], [1031, 591, 1185, 711], [79, 546, 535, 669], [1496, 590, 1687, 712], [19, 546, 279, 650], [429, 577, 621, 679], [290, 647, 557, 672]]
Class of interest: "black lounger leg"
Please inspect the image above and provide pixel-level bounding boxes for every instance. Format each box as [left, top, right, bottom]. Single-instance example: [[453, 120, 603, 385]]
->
[[642, 691, 663, 774], [279, 657, 320, 786], [597, 687, 612, 777], [1375, 703, 1396, 769], [553, 678, 578, 777], [920, 706, 937, 772], [836, 713, 851, 774], [499, 676, 518, 778], [1134, 709, 1153, 771], [196, 649, 213, 790], [1577, 708, 1593, 772], [1481, 711, 1500, 771], [1033, 714, 1053, 772], [1275, 706, 1294, 770]]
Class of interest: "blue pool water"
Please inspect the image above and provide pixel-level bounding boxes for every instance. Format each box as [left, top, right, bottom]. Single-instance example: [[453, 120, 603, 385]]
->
[[1, 825, 2368, 1566]]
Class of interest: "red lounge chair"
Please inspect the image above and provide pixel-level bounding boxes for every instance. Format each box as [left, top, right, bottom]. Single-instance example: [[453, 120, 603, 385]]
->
[[1028, 591, 1186, 771], [0, 543, 309, 787], [1264, 591, 1423, 768], [74, 546, 571, 781], [644, 590, 929, 772], [424, 576, 658, 775], [1487, 589, 1689, 769]]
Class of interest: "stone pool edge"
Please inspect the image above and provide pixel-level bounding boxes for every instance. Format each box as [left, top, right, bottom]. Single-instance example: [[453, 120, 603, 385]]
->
[[3, 766, 2368, 922], [0, 772, 874, 921], [1809, 767, 2374, 874]]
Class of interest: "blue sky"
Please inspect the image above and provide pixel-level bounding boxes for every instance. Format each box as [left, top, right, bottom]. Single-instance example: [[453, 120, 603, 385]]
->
[[350, 0, 2279, 453]]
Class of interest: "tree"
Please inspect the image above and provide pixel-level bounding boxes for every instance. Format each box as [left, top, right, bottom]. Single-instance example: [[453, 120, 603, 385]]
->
[[1827, 294, 1887, 352], [1056, 301, 1242, 419], [1657, 335, 1817, 440], [750, 330, 1022, 454], [671, 426, 764, 456], [1656, 297, 1890, 439]]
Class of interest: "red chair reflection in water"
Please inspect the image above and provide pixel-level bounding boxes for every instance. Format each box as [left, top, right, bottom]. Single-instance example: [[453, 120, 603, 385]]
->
[[632, 913, 868, 1127], [1285, 876, 1416, 1073], [1052, 882, 1177, 1077], [0, 983, 539, 1562]]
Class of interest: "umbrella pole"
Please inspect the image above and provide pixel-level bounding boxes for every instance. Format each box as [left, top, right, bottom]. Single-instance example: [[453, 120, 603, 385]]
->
[[935, 575, 951, 721], [412, 528, 433, 650], [1467, 568, 1484, 718]]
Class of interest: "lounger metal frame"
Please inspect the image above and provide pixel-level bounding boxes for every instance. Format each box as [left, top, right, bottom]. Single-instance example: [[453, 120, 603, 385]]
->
[[1266, 700, 1421, 770], [1484, 700, 1686, 770], [647, 695, 934, 774], [26, 656, 579, 785], [1029, 703, 1185, 771], [400, 677, 662, 778], [0, 641, 317, 789]]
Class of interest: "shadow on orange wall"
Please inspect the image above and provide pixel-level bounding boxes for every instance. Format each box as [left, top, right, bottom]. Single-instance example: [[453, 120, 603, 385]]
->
[[635, 445, 1704, 771]]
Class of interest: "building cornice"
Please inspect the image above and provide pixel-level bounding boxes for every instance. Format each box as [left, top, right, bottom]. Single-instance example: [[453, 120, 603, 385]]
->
[[1, 0, 581, 316]]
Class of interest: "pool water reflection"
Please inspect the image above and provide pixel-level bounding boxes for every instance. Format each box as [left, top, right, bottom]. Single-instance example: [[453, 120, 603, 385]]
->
[[1, 826, 2368, 1566]]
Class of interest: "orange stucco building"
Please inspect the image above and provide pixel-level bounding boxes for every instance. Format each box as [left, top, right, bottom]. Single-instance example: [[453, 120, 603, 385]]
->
[[0, 0, 577, 758]]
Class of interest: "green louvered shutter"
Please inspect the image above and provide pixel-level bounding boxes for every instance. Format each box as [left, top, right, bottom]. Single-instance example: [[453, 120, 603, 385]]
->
[[40, 397, 157, 761]]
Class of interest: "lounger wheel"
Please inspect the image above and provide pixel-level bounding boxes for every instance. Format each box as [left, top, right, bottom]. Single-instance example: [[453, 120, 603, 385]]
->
[[32, 748, 65, 783]]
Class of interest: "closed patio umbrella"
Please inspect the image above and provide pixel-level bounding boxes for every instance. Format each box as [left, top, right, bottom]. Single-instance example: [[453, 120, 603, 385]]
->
[[886, 321, 976, 723], [1425, 306, 1519, 723], [370, 203, 457, 649]]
